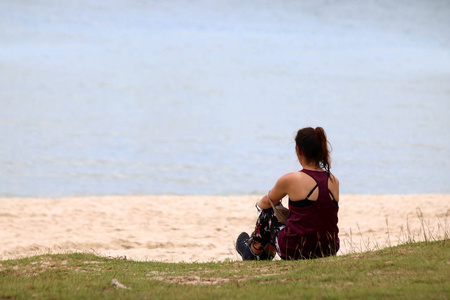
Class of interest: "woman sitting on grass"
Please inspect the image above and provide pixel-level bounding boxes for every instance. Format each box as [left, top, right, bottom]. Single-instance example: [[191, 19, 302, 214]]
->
[[236, 127, 340, 260]]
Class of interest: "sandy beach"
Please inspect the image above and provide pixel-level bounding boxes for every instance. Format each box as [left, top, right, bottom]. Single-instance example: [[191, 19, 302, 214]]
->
[[1, 194, 448, 262]]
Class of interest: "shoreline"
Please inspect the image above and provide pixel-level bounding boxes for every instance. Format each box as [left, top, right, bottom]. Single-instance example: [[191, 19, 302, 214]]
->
[[1, 194, 449, 262]]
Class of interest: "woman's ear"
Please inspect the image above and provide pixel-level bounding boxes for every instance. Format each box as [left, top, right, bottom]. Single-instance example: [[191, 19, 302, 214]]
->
[[296, 146, 302, 157]]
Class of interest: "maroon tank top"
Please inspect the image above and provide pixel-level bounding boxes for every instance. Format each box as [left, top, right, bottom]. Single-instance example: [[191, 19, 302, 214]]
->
[[277, 169, 339, 259]]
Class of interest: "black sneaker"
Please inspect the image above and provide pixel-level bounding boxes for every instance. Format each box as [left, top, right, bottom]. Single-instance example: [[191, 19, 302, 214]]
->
[[235, 232, 256, 260]]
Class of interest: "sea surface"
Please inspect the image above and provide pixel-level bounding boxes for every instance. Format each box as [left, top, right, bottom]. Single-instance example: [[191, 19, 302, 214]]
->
[[1, 0, 449, 197]]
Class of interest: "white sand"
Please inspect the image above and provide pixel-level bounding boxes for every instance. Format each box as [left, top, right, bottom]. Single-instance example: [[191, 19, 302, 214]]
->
[[1, 194, 448, 262]]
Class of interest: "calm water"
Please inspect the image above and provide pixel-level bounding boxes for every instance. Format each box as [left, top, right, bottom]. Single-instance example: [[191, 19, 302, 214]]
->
[[1, 0, 449, 197]]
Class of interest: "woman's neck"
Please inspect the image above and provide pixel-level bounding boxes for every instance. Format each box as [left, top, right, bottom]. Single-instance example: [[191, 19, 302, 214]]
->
[[300, 160, 322, 171]]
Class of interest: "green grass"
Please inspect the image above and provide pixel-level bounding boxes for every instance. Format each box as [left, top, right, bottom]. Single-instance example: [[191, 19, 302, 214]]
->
[[1, 240, 449, 300]]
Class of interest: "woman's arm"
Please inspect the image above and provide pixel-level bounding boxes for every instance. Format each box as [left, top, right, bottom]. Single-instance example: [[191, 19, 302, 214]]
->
[[256, 173, 292, 209]]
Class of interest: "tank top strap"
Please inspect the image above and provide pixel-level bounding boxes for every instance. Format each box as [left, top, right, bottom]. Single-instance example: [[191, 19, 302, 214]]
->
[[305, 184, 318, 200], [300, 169, 330, 204]]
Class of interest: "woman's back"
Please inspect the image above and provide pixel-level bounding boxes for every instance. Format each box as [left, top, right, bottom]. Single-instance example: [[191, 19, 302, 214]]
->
[[284, 170, 339, 203], [277, 169, 340, 259]]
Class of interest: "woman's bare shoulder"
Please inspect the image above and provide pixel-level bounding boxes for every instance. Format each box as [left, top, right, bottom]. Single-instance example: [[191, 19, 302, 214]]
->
[[329, 173, 340, 186], [276, 172, 297, 185], [278, 171, 305, 182], [278, 171, 315, 187], [328, 173, 340, 201]]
